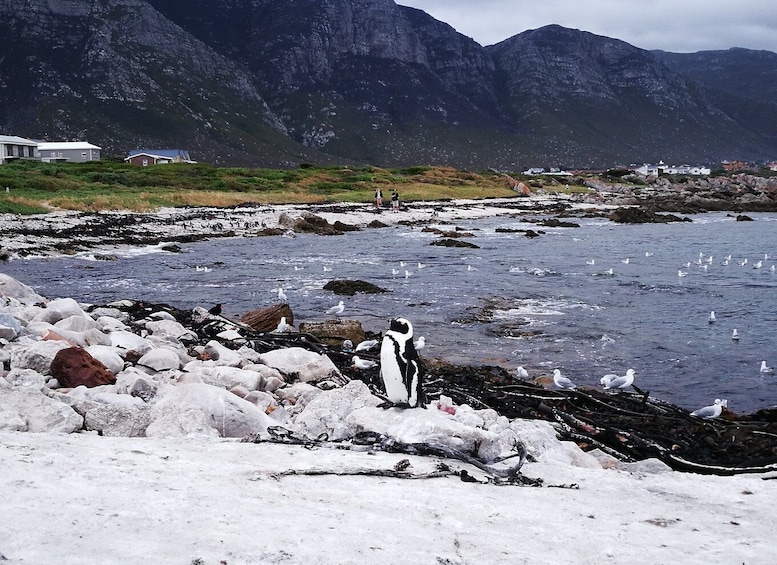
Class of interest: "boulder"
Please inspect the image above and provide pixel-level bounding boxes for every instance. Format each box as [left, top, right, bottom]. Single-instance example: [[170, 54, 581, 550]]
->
[[4, 368, 47, 391], [202, 340, 242, 366], [83, 403, 152, 437], [298, 319, 367, 347], [109, 330, 154, 355], [136, 348, 181, 373], [10, 339, 72, 375], [0, 313, 22, 340], [86, 345, 126, 375], [323, 280, 388, 296], [294, 380, 382, 441], [0, 274, 46, 305], [241, 303, 294, 332], [0, 389, 83, 433], [258, 347, 342, 383], [50, 347, 116, 388], [145, 383, 276, 438], [30, 297, 89, 325]]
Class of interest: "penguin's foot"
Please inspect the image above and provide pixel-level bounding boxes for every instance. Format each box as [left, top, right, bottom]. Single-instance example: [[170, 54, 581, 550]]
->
[[377, 401, 413, 410]]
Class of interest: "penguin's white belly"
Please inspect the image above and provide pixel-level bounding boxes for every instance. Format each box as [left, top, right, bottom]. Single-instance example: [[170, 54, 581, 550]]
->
[[380, 338, 409, 404]]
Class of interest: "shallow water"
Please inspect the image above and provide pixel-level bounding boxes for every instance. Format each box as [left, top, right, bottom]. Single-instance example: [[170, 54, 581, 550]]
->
[[3, 211, 776, 412]]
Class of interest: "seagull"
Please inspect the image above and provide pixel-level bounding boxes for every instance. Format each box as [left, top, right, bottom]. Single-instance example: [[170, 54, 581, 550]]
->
[[732, 328, 740, 340], [417, 262, 427, 269], [404, 270, 412, 278], [326, 300, 345, 316], [352, 356, 378, 370], [604, 268, 614, 275], [467, 265, 477, 271], [691, 398, 727, 419], [771, 264, 776, 272], [516, 366, 529, 379], [739, 259, 748, 267], [354, 339, 379, 352], [621, 258, 630, 264], [294, 265, 303, 271], [678, 269, 687, 277], [414, 336, 425, 351], [195, 265, 211, 272], [586, 259, 595, 265], [342, 339, 354, 352], [754, 260, 763, 269], [392, 268, 400, 275], [682, 261, 691, 268], [708, 311, 716, 323], [400, 261, 407, 267], [600, 373, 618, 388], [278, 288, 288, 303], [323, 266, 332, 272], [645, 252, 654, 257], [760, 361, 774, 374], [272, 316, 292, 333], [602, 368, 635, 390], [552, 369, 576, 390]]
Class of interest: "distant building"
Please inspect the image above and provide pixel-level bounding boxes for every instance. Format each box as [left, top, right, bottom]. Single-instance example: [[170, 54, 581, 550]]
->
[[635, 161, 710, 176], [124, 149, 195, 166], [0, 135, 38, 165], [38, 141, 101, 163], [721, 160, 752, 172]]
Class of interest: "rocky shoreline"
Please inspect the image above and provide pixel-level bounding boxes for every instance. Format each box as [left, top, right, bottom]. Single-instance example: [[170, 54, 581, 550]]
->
[[2, 172, 776, 259]]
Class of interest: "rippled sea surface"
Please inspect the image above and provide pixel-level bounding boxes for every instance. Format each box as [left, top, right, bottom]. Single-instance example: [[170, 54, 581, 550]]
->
[[4, 211, 776, 412]]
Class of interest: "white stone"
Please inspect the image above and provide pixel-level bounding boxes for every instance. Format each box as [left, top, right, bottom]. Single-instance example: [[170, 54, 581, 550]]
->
[[137, 348, 181, 373], [9, 339, 71, 375], [203, 340, 242, 366], [0, 313, 22, 340], [0, 390, 83, 433], [0, 274, 46, 305], [145, 383, 275, 439], [54, 315, 101, 333], [83, 403, 152, 437], [30, 297, 89, 325], [258, 347, 341, 383], [109, 330, 154, 355], [210, 366, 265, 391], [94, 316, 129, 332], [145, 319, 188, 337], [295, 380, 383, 441], [86, 345, 126, 375], [4, 368, 47, 391]]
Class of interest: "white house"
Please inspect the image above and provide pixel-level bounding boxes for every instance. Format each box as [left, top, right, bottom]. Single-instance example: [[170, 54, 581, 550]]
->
[[635, 162, 710, 176], [0, 135, 38, 165], [38, 141, 101, 163]]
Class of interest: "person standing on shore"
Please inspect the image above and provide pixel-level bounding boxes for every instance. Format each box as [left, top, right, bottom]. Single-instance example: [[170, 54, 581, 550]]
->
[[375, 187, 383, 208], [391, 189, 399, 213]]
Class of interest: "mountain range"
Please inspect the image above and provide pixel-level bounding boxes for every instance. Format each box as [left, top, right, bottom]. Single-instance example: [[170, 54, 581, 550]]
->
[[1, 0, 776, 169]]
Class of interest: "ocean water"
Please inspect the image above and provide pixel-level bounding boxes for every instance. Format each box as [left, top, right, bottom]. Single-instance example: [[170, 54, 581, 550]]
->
[[3, 211, 776, 413]]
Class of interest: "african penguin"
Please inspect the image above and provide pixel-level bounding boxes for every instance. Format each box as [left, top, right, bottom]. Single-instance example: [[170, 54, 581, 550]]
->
[[379, 317, 424, 408]]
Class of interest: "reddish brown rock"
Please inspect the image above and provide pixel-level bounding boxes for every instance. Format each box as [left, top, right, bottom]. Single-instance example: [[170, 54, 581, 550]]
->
[[50, 347, 116, 388], [241, 303, 294, 332]]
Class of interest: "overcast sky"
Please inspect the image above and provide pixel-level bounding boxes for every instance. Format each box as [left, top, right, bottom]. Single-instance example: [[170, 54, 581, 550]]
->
[[398, 0, 777, 53]]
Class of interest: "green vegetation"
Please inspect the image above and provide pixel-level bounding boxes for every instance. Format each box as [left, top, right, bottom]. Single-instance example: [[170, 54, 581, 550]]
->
[[0, 161, 525, 214]]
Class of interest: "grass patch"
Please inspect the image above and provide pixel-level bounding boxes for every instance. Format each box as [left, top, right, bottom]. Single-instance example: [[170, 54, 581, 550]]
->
[[0, 160, 527, 214]]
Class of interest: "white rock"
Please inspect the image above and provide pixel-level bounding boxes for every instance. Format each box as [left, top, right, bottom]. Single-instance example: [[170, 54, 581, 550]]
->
[[90, 307, 128, 323], [109, 330, 154, 355], [243, 390, 278, 413], [86, 345, 126, 375], [203, 340, 242, 366], [258, 347, 341, 383], [295, 380, 383, 441], [4, 368, 47, 391], [347, 406, 524, 464], [0, 312, 22, 340], [94, 316, 129, 332], [137, 348, 181, 373], [54, 315, 101, 333], [83, 403, 152, 437], [210, 366, 265, 391], [145, 319, 188, 337], [0, 274, 46, 305], [9, 339, 71, 375], [274, 382, 323, 408], [148, 310, 177, 322], [0, 390, 83, 433], [145, 383, 276, 439], [30, 297, 89, 325], [91, 392, 145, 406]]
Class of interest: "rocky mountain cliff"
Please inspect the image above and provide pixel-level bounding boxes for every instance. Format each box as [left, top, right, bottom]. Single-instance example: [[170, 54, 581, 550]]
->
[[2, 0, 776, 168]]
